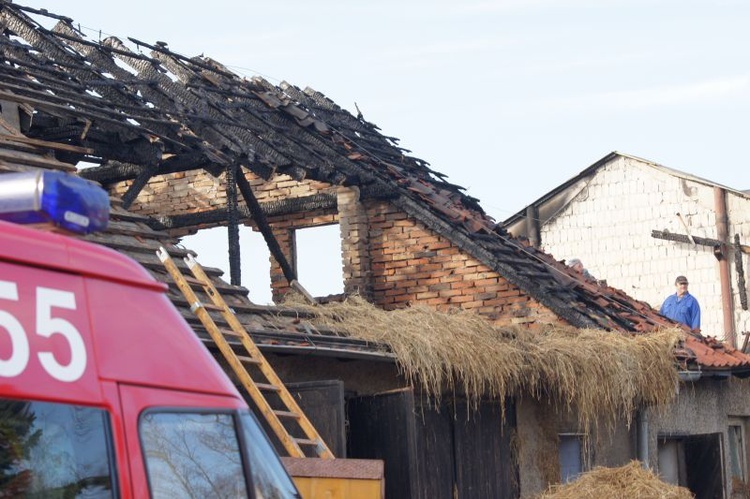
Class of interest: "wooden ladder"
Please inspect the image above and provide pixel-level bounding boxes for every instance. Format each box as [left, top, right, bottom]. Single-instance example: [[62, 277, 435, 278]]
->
[[157, 247, 334, 459]]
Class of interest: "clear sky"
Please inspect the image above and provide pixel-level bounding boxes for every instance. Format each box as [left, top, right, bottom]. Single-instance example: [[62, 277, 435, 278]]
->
[[18, 0, 750, 302]]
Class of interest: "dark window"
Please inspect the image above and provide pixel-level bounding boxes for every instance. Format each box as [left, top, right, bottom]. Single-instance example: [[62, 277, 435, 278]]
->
[[239, 411, 300, 499], [140, 411, 248, 498], [0, 398, 116, 498], [559, 434, 584, 483]]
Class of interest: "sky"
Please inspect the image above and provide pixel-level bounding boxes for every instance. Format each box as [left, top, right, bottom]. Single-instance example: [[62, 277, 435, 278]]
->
[[19, 0, 750, 303]]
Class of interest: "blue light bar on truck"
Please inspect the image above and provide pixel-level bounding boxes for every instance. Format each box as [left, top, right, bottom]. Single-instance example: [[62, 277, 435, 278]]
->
[[0, 171, 110, 234]]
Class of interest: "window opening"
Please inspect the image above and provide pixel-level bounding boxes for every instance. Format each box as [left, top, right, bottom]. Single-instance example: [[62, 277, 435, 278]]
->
[[182, 226, 272, 305], [294, 224, 343, 297], [558, 433, 585, 483]]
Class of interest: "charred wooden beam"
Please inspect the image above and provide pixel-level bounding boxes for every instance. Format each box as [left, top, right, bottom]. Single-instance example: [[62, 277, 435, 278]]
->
[[121, 163, 159, 210], [653, 230, 750, 254], [651, 230, 722, 248], [226, 162, 241, 285], [246, 160, 277, 180], [235, 167, 297, 285], [80, 154, 214, 185], [147, 193, 336, 231], [0, 133, 95, 155], [737, 234, 748, 311], [80, 161, 149, 184]]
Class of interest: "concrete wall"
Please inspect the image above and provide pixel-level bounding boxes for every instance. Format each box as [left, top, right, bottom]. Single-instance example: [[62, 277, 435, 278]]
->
[[517, 377, 750, 498], [649, 377, 750, 498], [727, 192, 750, 336], [515, 397, 634, 498], [538, 155, 750, 341]]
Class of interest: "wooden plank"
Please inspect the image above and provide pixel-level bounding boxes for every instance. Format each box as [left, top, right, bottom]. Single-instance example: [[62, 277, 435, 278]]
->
[[0, 132, 95, 155], [414, 398, 455, 499], [286, 380, 347, 458], [453, 399, 518, 499], [0, 149, 76, 171], [348, 389, 420, 499]]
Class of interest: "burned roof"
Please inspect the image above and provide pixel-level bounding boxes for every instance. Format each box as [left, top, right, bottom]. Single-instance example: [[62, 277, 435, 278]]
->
[[1, 1, 748, 374]]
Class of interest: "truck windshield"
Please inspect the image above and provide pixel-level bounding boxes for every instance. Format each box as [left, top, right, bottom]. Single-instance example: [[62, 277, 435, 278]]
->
[[0, 398, 116, 498]]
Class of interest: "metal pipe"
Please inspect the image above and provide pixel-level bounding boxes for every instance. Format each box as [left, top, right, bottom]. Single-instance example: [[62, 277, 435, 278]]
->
[[715, 187, 736, 347], [526, 204, 540, 248], [637, 409, 649, 468]]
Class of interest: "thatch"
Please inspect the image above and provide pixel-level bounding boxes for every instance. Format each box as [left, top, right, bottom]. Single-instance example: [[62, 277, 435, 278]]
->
[[538, 461, 694, 499], [285, 295, 682, 428]]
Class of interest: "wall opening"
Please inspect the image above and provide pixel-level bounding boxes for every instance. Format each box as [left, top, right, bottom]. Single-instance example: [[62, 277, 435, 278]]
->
[[294, 224, 344, 297], [181, 226, 272, 305], [558, 433, 586, 483], [658, 433, 723, 499]]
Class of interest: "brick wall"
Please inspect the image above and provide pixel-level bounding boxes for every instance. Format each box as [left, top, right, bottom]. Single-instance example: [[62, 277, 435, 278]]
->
[[116, 169, 566, 328], [364, 200, 561, 328], [338, 186, 372, 300]]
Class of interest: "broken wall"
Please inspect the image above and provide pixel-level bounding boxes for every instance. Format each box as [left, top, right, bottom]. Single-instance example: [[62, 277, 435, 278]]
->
[[115, 168, 564, 329]]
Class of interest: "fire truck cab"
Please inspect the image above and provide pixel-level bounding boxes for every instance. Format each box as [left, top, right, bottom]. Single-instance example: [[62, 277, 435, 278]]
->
[[0, 172, 300, 498]]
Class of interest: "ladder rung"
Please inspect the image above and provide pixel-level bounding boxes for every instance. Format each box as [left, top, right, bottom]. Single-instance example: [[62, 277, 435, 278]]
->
[[273, 410, 301, 420], [294, 438, 320, 447], [201, 303, 224, 312], [237, 355, 261, 365], [256, 383, 280, 392], [183, 275, 204, 286], [220, 328, 241, 337]]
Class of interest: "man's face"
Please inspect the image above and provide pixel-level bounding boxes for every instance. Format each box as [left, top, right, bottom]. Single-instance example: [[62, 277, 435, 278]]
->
[[676, 281, 688, 296]]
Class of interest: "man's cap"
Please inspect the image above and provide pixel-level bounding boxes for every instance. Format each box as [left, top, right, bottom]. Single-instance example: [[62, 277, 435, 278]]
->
[[675, 275, 689, 284]]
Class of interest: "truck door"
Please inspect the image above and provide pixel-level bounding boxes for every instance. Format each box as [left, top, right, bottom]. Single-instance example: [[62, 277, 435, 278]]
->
[[117, 384, 251, 498]]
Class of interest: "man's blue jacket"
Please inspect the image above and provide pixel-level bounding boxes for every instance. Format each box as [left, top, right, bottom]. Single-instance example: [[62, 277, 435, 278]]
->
[[660, 292, 701, 330]]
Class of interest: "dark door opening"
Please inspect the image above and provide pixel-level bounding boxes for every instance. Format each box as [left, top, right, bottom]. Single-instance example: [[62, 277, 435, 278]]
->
[[659, 433, 723, 499]]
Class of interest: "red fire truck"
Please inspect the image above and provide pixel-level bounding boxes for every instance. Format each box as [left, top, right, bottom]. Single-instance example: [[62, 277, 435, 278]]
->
[[0, 171, 300, 498]]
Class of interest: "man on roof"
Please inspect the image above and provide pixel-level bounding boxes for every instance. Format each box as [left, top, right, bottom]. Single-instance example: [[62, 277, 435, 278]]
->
[[660, 275, 701, 332], [567, 258, 595, 281]]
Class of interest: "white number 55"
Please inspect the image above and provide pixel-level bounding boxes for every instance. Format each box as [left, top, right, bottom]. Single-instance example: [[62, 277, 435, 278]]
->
[[0, 281, 87, 382]]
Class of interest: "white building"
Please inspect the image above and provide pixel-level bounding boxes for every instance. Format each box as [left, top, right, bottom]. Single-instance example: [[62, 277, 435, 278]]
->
[[504, 152, 750, 345]]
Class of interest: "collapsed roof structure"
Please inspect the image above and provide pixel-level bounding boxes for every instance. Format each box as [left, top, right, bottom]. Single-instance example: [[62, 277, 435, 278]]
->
[[6, 3, 750, 497], [0, 1, 747, 376]]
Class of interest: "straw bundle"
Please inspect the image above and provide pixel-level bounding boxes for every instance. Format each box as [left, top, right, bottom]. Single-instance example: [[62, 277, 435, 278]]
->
[[285, 295, 682, 428], [538, 461, 694, 499]]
